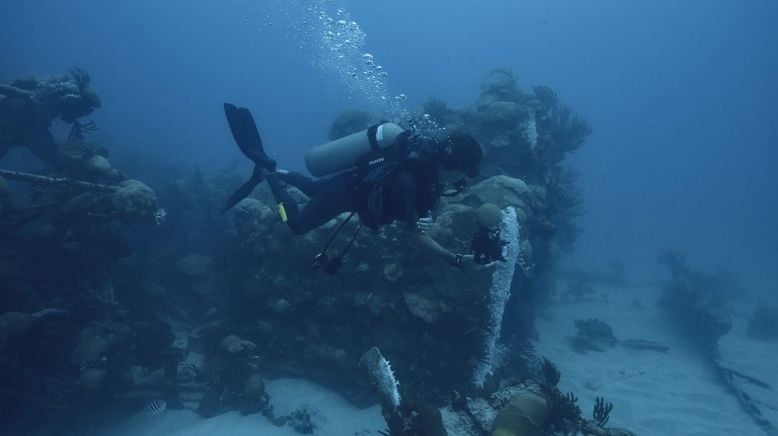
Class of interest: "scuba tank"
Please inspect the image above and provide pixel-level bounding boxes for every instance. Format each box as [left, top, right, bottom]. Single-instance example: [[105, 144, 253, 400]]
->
[[305, 122, 404, 177]]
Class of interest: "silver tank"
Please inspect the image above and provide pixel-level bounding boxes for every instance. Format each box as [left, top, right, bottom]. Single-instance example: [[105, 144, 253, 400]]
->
[[304, 122, 404, 177]]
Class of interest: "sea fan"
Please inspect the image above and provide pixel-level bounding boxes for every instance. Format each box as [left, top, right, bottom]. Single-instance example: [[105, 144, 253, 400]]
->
[[531, 85, 559, 111], [422, 96, 449, 125], [545, 169, 585, 252]]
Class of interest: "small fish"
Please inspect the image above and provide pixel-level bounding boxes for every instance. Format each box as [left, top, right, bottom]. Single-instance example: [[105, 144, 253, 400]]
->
[[141, 400, 167, 416]]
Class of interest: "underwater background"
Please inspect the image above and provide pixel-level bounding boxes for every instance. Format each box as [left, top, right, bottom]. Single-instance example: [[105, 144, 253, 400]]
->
[[1, 1, 777, 435], [2, 0, 776, 286]]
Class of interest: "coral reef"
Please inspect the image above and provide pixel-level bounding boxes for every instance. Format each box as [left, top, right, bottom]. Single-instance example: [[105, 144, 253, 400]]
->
[[111, 179, 159, 224], [478, 68, 523, 107], [0, 68, 598, 434], [1, 68, 102, 172]]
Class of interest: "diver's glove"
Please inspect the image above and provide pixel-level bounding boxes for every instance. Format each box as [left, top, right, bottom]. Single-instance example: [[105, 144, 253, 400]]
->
[[417, 212, 434, 235]]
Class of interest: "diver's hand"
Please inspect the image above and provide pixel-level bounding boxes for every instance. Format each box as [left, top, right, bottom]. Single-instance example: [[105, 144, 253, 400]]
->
[[453, 253, 491, 273], [417, 213, 434, 235], [450, 253, 475, 269]]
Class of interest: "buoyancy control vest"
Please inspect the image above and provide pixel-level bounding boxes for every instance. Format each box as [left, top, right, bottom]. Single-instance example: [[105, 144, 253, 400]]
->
[[307, 123, 444, 227], [354, 134, 442, 229]]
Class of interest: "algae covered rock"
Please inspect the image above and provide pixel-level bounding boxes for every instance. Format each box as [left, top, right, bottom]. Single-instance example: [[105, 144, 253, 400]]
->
[[221, 334, 241, 351], [69, 328, 110, 366], [111, 179, 158, 224], [463, 176, 533, 209], [492, 392, 549, 436], [78, 368, 107, 392], [85, 154, 113, 177], [483, 101, 524, 130], [478, 203, 503, 228], [570, 318, 617, 354], [430, 203, 480, 247], [221, 334, 256, 354], [403, 289, 445, 323], [177, 254, 213, 276], [232, 198, 273, 243], [244, 374, 267, 398]]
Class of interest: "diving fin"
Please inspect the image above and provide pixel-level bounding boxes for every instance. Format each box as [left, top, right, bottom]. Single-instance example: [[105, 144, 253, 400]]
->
[[223, 103, 275, 169], [221, 103, 277, 213], [221, 165, 265, 213], [224, 103, 264, 164]]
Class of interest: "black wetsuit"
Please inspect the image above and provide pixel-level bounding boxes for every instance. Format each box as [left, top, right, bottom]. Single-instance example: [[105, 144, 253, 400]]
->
[[265, 136, 440, 235]]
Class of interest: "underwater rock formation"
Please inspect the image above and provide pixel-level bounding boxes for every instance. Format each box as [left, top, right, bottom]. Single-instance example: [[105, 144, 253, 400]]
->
[[0, 68, 103, 174], [491, 392, 548, 436], [0, 68, 595, 434], [478, 68, 524, 108], [111, 179, 159, 224], [442, 69, 591, 259], [569, 318, 617, 354], [0, 71, 171, 436], [658, 251, 776, 435], [472, 206, 521, 388], [657, 250, 732, 359], [360, 347, 401, 411], [219, 175, 534, 398]]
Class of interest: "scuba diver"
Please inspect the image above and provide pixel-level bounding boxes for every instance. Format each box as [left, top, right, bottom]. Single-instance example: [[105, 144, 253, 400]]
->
[[222, 103, 482, 273]]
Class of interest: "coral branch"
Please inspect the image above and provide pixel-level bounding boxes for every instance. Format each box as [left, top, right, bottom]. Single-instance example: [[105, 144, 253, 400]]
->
[[593, 396, 613, 427]]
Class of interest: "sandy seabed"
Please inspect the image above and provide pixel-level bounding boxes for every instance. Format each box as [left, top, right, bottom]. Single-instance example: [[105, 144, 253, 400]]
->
[[102, 378, 384, 436], [103, 281, 776, 436], [533, 280, 777, 436]]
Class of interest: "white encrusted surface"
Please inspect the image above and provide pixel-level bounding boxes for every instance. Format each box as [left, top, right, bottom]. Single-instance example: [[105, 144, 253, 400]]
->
[[473, 207, 521, 387]]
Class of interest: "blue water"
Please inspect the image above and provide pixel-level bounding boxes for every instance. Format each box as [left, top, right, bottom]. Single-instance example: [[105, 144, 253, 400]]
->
[[3, 0, 775, 290]]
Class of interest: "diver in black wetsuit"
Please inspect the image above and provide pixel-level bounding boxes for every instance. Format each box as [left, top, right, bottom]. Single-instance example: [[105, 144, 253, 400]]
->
[[222, 103, 482, 271]]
